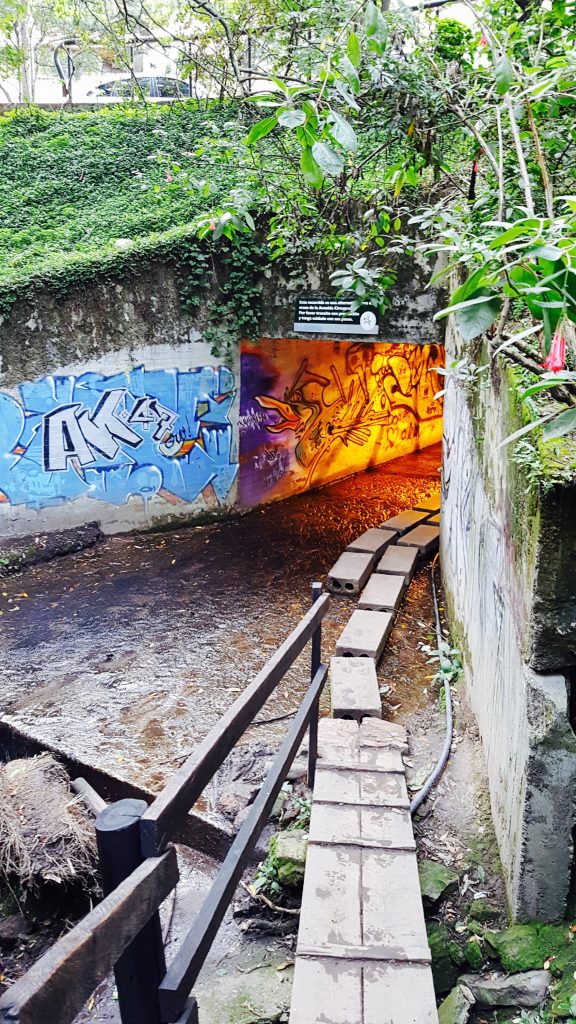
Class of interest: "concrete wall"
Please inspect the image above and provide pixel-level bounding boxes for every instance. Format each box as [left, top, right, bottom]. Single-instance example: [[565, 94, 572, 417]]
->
[[0, 259, 443, 541], [441, 320, 576, 922]]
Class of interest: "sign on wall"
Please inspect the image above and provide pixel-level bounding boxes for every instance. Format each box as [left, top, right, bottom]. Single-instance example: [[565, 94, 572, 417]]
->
[[294, 294, 379, 335]]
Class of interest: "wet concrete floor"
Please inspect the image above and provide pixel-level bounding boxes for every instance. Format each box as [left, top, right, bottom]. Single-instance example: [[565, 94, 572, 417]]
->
[[0, 444, 442, 807]]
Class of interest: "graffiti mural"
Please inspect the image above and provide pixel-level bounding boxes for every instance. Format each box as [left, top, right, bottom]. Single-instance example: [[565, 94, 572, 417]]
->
[[240, 338, 444, 506], [0, 365, 238, 510]]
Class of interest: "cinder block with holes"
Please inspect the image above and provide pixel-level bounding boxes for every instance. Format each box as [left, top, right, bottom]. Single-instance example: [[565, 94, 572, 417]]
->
[[398, 524, 440, 556], [348, 528, 398, 558], [359, 573, 405, 612], [335, 609, 393, 661], [330, 656, 382, 721], [379, 509, 429, 534], [375, 544, 419, 581], [327, 551, 374, 596]]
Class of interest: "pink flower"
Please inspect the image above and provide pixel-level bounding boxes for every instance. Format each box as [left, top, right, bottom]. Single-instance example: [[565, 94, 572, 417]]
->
[[480, 34, 488, 45], [165, 169, 172, 183], [209, 218, 216, 231], [543, 330, 566, 373]]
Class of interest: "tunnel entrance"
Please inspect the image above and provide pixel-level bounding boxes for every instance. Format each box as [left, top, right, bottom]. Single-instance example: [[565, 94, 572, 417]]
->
[[238, 338, 444, 509]]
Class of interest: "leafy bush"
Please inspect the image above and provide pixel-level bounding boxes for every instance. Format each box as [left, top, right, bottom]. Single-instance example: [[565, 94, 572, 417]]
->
[[0, 102, 251, 307]]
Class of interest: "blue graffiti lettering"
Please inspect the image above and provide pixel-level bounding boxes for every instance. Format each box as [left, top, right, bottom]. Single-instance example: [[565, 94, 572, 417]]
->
[[0, 366, 238, 510]]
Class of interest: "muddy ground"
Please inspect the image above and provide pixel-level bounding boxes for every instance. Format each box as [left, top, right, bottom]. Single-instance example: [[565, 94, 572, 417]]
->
[[0, 444, 509, 1022]]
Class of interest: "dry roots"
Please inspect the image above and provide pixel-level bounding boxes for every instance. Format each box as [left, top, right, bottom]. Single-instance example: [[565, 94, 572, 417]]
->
[[0, 753, 97, 891]]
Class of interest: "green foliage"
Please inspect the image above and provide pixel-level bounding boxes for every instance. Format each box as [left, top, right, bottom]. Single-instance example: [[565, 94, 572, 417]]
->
[[0, 102, 251, 313], [330, 256, 396, 314], [285, 795, 311, 831], [252, 849, 283, 900], [418, 636, 463, 689], [432, 18, 473, 64]]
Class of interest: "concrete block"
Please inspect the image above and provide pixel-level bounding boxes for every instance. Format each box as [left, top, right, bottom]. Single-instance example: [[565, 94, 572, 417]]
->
[[309, 802, 416, 851], [363, 962, 439, 1023], [327, 551, 374, 595], [314, 767, 410, 808], [289, 957, 362, 1024], [398, 524, 440, 556], [359, 573, 405, 612], [318, 745, 405, 774], [330, 656, 381, 721], [290, 954, 438, 1024], [318, 717, 359, 754], [317, 719, 408, 770], [348, 528, 397, 558], [335, 610, 393, 661], [414, 494, 441, 514], [379, 510, 429, 534], [297, 843, 362, 951], [362, 848, 430, 960], [360, 717, 409, 752], [427, 512, 441, 526], [376, 544, 419, 581]]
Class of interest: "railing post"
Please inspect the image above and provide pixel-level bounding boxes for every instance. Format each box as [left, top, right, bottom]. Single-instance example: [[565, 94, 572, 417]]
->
[[308, 581, 323, 789], [95, 799, 166, 1024]]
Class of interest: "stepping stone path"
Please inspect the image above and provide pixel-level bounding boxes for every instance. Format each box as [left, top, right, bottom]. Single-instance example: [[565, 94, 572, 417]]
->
[[415, 495, 441, 514], [290, 492, 442, 1023], [289, 720, 438, 1024]]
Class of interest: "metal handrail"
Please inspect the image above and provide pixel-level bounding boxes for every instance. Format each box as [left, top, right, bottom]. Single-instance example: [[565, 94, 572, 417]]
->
[[0, 582, 329, 1024]]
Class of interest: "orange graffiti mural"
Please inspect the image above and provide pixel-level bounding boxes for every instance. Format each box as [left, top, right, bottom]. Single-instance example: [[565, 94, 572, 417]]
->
[[240, 338, 444, 505]]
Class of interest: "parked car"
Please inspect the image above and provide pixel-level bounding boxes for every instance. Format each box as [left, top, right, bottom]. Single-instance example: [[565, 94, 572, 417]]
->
[[83, 74, 192, 101]]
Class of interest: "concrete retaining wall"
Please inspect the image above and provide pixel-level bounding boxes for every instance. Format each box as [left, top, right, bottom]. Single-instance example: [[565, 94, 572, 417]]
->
[[441, 320, 576, 922], [0, 259, 443, 541]]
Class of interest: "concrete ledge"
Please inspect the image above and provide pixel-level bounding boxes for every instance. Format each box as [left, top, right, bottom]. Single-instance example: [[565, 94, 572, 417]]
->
[[327, 551, 374, 595], [348, 528, 397, 558], [359, 573, 405, 612], [330, 657, 382, 721], [335, 609, 393, 661]]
